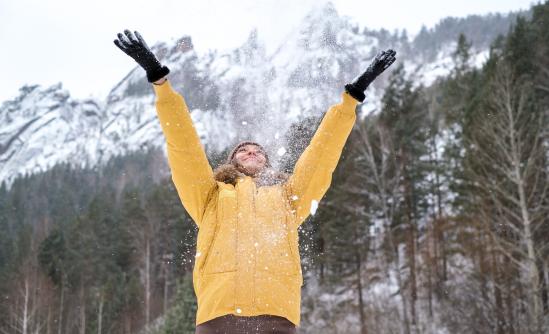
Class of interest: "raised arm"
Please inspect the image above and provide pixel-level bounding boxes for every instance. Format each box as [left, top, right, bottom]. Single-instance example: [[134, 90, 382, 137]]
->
[[284, 92, 358, 225], [285, 49, 397, 226], [114, 30, 216, 227], [153, 80, 217, 226]]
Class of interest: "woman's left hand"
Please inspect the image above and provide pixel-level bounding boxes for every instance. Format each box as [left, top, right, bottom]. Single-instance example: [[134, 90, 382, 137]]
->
[[344, 49, 397, 102]]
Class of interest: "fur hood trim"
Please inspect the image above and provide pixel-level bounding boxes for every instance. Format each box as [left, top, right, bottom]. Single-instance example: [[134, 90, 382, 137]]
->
[[213, 164, 289, 187]]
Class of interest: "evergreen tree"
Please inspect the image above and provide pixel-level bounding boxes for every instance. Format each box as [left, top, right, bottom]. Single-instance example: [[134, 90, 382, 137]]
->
[[452, 33, 473, 75], [157, 273, 197, 334]]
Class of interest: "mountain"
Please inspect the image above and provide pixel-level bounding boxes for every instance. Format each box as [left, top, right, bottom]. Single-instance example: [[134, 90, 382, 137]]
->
[[0, 2, 525, 189]]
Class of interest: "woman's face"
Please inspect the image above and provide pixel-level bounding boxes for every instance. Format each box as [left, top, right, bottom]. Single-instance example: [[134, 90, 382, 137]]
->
[[234, 144, 267, 176]]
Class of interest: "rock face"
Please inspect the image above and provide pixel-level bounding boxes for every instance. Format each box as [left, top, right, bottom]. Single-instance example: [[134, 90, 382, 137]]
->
[[0, 2, 520, 189]]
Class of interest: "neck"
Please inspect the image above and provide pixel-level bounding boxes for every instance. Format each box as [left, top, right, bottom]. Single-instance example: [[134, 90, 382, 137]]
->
[[235, 164, 264, 177]]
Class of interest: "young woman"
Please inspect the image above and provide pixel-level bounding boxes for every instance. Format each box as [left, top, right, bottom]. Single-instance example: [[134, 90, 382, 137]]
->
[[114, 30, 395, 334]]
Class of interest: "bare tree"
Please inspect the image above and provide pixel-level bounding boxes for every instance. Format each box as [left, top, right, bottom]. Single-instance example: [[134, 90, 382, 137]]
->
[[348, 119, 411, 333], [4, 244, 48, 334], [467, 62, 549, 333]]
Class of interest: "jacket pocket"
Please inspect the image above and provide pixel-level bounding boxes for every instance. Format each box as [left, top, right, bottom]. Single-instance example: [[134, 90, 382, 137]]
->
[[256, 223, 301, 277], [202, 189, 237, 275], [254, 188, 301, 277]]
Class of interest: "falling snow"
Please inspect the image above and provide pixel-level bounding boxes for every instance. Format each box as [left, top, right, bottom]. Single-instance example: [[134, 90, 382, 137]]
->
[[310, 200, 319, 215]]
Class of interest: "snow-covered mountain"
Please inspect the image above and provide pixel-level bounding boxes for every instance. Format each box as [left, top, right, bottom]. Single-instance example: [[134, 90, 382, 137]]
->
[[0, 2, 520, 189]]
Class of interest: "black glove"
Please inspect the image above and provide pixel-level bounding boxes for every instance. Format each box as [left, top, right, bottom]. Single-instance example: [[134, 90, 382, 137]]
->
[[345, 49, 397, 102], [114, 30, 170, 83]]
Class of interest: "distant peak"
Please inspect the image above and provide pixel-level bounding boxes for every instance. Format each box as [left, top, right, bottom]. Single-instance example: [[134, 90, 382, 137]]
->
[[19, 84, 40, 95], [174, 35, 194, 53], [244, 28, 260, 49], [305, 1, 339, 20], [320, 1, 337, 16], [153, 35, 194, 61]]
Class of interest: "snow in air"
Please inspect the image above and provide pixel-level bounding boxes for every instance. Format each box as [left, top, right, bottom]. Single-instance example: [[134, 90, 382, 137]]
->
[[310, 199, 319, 215]]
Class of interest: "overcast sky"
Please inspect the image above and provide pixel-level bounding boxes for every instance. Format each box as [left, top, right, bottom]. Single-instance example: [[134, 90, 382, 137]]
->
[[0, 0, 537, 103]]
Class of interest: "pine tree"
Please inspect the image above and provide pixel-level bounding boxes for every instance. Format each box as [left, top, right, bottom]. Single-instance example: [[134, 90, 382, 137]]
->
[[379, 64, 432, 332], [452, 33, 473, 75], [157, 273, 197, 334]]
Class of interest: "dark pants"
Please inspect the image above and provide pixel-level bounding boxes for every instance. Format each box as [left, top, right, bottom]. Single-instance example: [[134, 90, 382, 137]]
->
[[195, 314, 297, 334]]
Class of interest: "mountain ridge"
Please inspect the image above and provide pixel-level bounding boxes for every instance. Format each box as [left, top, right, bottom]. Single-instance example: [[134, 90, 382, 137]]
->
[[0, 3, 526, 189]]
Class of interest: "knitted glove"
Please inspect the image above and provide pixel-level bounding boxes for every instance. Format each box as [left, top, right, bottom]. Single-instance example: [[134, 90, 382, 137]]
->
[[345, 49, 397, 102], [114, 29, 170, 83]]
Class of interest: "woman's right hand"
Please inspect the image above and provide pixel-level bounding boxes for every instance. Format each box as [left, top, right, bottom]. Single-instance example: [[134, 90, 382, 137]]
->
[[114, 29, 170, 83]]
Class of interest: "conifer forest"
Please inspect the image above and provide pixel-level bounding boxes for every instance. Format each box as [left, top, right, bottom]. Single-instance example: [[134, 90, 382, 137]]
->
[[1, 2, 549, 334]]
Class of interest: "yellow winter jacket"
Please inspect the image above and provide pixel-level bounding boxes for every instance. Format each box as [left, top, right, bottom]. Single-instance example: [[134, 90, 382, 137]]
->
[[153, 81, 358, 327]]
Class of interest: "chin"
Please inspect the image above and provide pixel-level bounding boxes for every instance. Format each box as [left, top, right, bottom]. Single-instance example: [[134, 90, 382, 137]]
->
[[239, 164, 264, 176]]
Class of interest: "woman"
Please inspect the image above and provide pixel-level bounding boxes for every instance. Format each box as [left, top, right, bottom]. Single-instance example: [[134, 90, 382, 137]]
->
[[114, 30, 395, 334]]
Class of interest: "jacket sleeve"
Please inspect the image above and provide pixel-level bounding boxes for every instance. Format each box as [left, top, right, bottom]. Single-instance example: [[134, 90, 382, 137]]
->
[[153, 80, 217, 227], [284, 91, 358, 226]]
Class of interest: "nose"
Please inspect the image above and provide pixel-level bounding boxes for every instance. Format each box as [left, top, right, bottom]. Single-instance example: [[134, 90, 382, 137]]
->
[[243, 151, 262, 161]]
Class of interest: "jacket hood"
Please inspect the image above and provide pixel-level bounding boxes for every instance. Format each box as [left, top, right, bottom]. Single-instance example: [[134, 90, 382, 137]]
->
[[213, 163, 289, 187]]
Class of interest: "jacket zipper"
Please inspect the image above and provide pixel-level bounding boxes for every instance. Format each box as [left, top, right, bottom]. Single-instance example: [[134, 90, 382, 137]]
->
[[251, 179, 257, 307]]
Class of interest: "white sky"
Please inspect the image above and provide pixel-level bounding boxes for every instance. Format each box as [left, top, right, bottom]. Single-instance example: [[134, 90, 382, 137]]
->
[[0, 0, 537, 103]]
